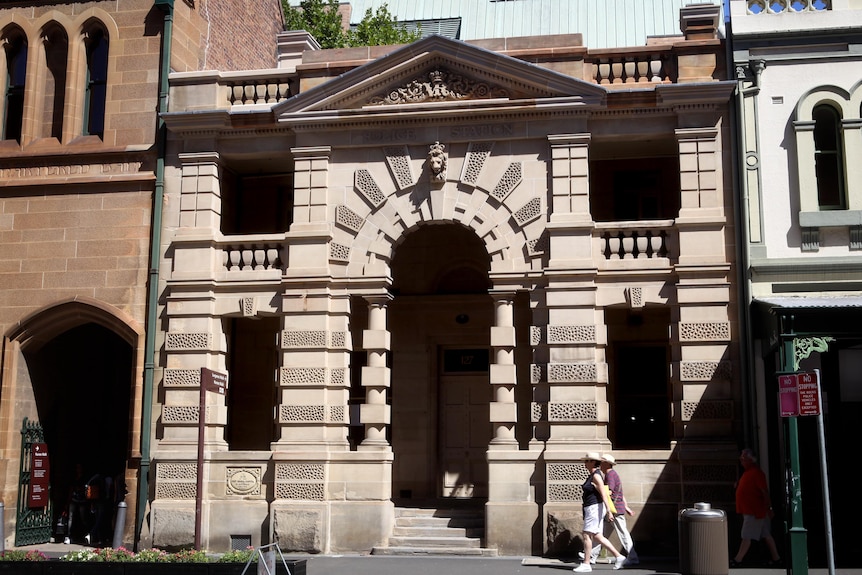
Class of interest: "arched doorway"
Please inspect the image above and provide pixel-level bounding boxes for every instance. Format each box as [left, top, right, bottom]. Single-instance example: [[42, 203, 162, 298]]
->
[[6, 301, 137, 545], [388, 223, 492, 503]]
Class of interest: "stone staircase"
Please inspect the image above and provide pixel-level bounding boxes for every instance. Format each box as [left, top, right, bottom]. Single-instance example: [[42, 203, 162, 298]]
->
[[372, 506, 497, 556]]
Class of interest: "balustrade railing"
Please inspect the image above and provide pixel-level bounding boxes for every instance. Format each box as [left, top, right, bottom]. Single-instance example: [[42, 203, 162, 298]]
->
[[222, 241, 283, 271], [226, 78, 291, 106], [595, 221, 674, 262], [586, 52, 674, 85]]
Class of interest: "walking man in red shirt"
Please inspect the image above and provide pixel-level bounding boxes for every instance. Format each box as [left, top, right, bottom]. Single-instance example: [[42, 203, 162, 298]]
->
[[730, 449, 781, 567]]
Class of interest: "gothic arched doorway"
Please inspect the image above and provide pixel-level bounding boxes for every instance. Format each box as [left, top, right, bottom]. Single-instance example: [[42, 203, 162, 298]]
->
[[5, 301, 137, 545], [389, 223, 492, 502]]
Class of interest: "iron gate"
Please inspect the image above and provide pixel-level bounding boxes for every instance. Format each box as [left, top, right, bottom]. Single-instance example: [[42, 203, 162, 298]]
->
[[15, 417, 53, 546]]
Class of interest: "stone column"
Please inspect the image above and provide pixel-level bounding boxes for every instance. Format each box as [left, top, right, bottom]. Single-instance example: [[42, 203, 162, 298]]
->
[[843, 118, 862, 210], [274, 287, 351, 449], [674, 122, 737, 461], [177, 152, 223, 231], [160, 312, 229, 450], [490, 293, 518, 447], [359, 295, 391, 449]]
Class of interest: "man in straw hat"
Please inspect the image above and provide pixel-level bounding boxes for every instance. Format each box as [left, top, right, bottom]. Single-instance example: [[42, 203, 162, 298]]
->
[[586, 454, 639, 566], [574, 453, 626, 572]]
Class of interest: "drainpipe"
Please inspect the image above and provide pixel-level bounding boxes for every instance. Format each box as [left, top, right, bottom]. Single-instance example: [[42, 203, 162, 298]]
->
[[726, 0, 765, 451], [136, 0, 173, 550], [736, 58, 765, 453]]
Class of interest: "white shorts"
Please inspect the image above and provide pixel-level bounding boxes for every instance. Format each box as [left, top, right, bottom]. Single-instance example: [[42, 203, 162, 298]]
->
[[583, 503, 605, 534], [740, 514, 771, 540]]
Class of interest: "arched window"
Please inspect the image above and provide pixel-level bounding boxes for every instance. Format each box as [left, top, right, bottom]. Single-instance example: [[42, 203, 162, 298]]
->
[[82, 25, 108, 139], [42, 23, 68, 141], [3, 28, 27, 143], [813, 104, 846, 209]]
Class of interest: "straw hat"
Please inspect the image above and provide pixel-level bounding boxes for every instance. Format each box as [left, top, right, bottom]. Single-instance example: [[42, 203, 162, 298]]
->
[[583, 452, 602, 462], [601, 454, 616, 465]]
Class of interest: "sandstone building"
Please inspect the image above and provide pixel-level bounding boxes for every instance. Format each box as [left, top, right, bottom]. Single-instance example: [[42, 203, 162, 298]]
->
[[0, 0, 283, 549], [151, 3, 740, 555]]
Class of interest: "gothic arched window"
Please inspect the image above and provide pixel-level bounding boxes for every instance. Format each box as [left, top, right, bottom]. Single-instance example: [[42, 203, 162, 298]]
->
[[83, 24, 108, 138], [3, 28, 27, 142]]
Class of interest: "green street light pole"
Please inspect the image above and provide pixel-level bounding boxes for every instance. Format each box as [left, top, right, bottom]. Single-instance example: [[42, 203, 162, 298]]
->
[[779, 314, 807, 575]]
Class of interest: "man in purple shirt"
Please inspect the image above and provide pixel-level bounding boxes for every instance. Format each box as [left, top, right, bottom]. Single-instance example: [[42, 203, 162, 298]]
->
[[589, 454, 639, 566]]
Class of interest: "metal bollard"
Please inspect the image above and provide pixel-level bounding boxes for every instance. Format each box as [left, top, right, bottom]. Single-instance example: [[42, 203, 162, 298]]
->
[[112, 502, 127, 549], [0, 501, 5, 553]]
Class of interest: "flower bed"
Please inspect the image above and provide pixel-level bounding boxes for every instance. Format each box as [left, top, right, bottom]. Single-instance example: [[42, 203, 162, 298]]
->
[[0, 548, 305, 575]]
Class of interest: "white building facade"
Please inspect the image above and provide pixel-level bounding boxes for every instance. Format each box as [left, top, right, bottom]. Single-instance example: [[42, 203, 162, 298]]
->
[[731, 0, 862, 566]]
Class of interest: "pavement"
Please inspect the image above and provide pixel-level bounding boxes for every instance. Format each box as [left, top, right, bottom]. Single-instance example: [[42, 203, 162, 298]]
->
[[6, 543, 862, 575]]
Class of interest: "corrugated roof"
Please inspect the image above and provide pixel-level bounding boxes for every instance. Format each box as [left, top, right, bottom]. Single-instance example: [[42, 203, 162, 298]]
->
[[289, 0, 723, 49], [756, 296, 862, 309]]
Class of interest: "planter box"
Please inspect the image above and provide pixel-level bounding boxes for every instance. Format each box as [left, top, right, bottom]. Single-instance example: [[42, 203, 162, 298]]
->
[[0, 560, 305, 575]]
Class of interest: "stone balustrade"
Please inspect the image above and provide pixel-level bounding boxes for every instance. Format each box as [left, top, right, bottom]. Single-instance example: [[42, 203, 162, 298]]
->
[[222, 240, 283, 271], [226, 77, 291, 106], [595, 220, 674, 263], [585, 51, 674, 85], [169, 69, 294, 110]]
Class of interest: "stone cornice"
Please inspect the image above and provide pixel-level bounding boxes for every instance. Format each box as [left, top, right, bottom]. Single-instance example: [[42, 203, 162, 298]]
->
[[656, 81, 737, 105]]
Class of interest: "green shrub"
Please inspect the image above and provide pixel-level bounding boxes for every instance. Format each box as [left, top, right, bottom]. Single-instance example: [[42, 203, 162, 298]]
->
[[95, 547, 136, 562], [217, 546, 257, 563], [171, 548, 209, 563], [0, 549, 48, 561]]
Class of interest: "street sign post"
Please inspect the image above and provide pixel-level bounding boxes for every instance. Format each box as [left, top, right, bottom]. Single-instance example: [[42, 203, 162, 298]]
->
[[776, 369, 834, 575]]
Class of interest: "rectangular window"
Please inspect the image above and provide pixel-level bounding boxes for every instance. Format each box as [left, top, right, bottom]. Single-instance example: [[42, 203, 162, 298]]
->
[[590, 156, 680, 222], [225, 317, 278, 451], [612, 344, 671, 449], [221, 173, 294, 235]]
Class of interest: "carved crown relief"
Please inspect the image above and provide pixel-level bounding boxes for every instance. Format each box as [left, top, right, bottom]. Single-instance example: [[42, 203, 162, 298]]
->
[[367, 68, 509, 106]]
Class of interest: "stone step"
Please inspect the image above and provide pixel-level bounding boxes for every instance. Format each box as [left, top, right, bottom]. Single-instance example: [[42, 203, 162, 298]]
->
[[375, 505, 494, 558], [392, 525, 482, 538], [394, 506, 483, 515], [371, 545, 497, 557], [388, 535, 482, 548], [395, 515, 483, 528]]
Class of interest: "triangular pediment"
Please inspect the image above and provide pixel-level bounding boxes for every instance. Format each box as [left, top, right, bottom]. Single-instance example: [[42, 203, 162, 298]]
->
[[276, 35, 607, 117]]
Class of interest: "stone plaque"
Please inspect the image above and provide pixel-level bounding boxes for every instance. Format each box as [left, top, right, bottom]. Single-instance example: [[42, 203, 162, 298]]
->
[[226, 467, 261, 496]]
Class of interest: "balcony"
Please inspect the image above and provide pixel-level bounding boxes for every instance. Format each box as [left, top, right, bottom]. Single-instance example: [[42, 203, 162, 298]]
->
[[169, 233, 286, 284], [169, 69, 294, 111], [594, 220, 676, 272], [584, 50, 675, 86]]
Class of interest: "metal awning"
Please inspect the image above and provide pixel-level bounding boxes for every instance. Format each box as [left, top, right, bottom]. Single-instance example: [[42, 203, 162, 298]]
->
[[755, 296, 862, 309], [752, 296, 862, 343]]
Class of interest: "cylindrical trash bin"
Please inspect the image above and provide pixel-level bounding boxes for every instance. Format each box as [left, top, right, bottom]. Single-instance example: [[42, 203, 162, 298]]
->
[[679, 502, 728, 575]]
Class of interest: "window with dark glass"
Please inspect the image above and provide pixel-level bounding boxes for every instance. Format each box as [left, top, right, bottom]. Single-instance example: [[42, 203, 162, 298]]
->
[[813, 103, 846, 209], [225, 317, 278, 451], [42, 24, 68, 140], [3, 30, 27, 142], [589, 156, 680, 222], [612, 344, 671, 449], [220, 173, 294, 235], [83, 26, 108, 139]]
